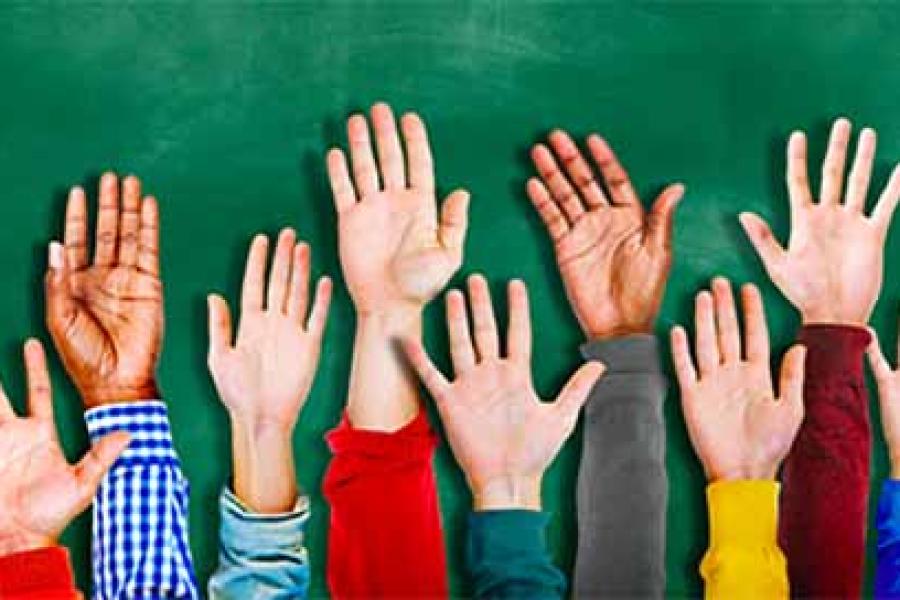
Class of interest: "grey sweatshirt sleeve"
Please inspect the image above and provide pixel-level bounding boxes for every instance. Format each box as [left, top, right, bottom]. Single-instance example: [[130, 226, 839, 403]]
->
[[574, 334, 668, 598]]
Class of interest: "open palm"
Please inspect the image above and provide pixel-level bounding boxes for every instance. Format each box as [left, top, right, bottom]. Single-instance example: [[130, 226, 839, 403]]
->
[[45, 174, 163, 408], [740, 118, 900, 325], [0, 340, 128, 554], [326, 103, 470, 314], [527, 130, 684, 339], [404, 275, 604, 509]]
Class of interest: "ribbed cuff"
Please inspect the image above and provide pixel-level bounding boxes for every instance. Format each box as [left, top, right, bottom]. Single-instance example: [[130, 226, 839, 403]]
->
[[468, 510, 550, 563], [325, 409, 437, 459], [797, 325, 870, 383], [0, 546, 78, 597], [85, 400, 180, 469], [580, 334, 662, 374], [219, 487, 310, 556], [707, 480, 779, 548]]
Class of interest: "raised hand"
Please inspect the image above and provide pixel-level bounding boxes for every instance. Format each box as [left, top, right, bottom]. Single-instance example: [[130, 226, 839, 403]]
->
[[527, 130, 684, 339], [403, 275, 605, 510], [867, 322, 900, 480], [740, 118, 900, 326], [207, 229, 331, 512], [45, 174, 163, 408], [326, 102, 470, 318], [0, 339, 129, 556], [670, 278, 806, 481]]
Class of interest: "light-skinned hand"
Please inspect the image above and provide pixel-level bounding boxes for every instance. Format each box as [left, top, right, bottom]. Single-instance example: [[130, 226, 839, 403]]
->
[[45, 174, 164, 408], [0, 339, 129, 556], [671, 278, 806, 482], [403, 275, 605, 510], [527, 130, 684, 340], [866, 322, 900, 480], [740, 118, 900, 326]]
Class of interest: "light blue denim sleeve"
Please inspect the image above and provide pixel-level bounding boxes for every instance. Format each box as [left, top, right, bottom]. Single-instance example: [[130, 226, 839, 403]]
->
[[208, 487, 311, 599]]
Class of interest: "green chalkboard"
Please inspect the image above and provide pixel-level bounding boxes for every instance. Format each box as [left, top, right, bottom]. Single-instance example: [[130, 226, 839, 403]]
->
[[1, 2, 898, 597]]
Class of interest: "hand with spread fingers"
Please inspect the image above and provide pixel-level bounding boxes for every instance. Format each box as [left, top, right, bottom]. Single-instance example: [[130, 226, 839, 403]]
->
[[326, 102, 470, 319], [670, 278, 806, 482], [207, 229, 332, 513], [45, 173, 164, 408], [403, 275, 606, 510], [527, 130, 685, 339], [740, 118, 900, 325], [0, 339, 130, 556]]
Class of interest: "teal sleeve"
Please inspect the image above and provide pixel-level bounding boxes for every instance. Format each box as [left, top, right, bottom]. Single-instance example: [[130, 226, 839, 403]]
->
[[467, 510, 566, 599]]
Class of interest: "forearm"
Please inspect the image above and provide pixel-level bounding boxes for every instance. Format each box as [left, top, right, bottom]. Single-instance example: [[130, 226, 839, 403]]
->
[[86, 401, 199, 599], [574, 334, 667, 597], [778, 325, 870, 597], [229, 416, 297, 514], [347, 309, 422, 431], [701, 481, 788, 599]]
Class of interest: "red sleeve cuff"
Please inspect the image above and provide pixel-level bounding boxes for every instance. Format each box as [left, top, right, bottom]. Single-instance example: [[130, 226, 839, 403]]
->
[[0, 546, 79, 598], [325, 409, 438, 459], [797, 324, 870, 383]]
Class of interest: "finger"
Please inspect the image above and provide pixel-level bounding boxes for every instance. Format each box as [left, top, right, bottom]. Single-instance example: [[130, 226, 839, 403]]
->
[[695, 290, 720, 375], [74, 431, 131, 505], [241, 235, 269, 312], [554, 361, 606, 418], [0, 380, 14, 421], [118, 175, 141, 266], [287, 242, 311, 323], [93, 172, 119, 266], [506, 279, 532, 363], [587, 135, 641, 207], [777, 345, 807, 411], [446, 290, 476, 372], [305, 277, 332, 339], [439, 189, 470, 253], [24, 339, 53, 421], [738, 212, 787, 275], [845, 127, 876, 213], [347, 113, 379, 196], [711, 277, 741, 363], [867, 326, 894, 384], [64, 186, 88, 270], [45, 241, 78, 334], [819, 118, 852, 205], [646, 183, 686, 251], [526, 178, 569, 241], [401, 112, 434, 193], [401, 338, 450, 401], [468, 274, 499, 360], [548, 130, 608, 208], [871, 163, 900, 231], [137, 196, 160, 276], [531, 143, 585, 222], [326, 148, 357, 213], [786, 131, 814, 209], [267, 228, 296, 313], [670, 325, 698, 386], [371, 102, 405, 190], [741, 283, 770, 364], [207, 294, 234, 359]]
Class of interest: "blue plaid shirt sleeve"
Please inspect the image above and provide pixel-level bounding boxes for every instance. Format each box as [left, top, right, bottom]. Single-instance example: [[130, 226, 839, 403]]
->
[[85, 401, 200, 600]]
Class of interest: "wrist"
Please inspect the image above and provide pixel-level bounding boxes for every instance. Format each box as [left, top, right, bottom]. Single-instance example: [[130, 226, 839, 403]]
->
[[583, 322, 654, 341], [356, 306, 423, 337], [81, 381, 161, 409], [472, 475, 542, 511], [890, 458, 900, 481], [708, 462, 777, 483], [800, 307, 867, 327], [0, 531, 54, 557], [229, 415, 298, 514]]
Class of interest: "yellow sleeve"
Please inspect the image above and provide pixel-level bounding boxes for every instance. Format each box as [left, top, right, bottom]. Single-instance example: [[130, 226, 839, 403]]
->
[[700, 480, 788, 600]]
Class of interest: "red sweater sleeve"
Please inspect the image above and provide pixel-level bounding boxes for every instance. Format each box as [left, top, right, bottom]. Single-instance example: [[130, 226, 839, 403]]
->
[[778, 324, 871, 597], [0, 546, 81, 599], [322, 409, 448, 598]]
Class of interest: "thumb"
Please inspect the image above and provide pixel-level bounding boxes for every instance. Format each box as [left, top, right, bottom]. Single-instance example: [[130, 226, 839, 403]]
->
[[73, 431, 131, 506], [439, 189, 470, 255], [207, 293, 233, 365], [401, 337, 450, 403], [739, 212, 787, 276], [867, 326, 894, 385], [646, 183, 685, 250], [45, 241, 77, 329], [778, 344, 807, 413], [554, 361, 606, 419]]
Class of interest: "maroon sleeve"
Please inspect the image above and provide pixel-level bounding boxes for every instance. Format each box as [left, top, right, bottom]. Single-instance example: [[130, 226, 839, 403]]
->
[[0, 546, 81, 599], [778, 324, 871, 597], [322, 409, 448, 599]]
